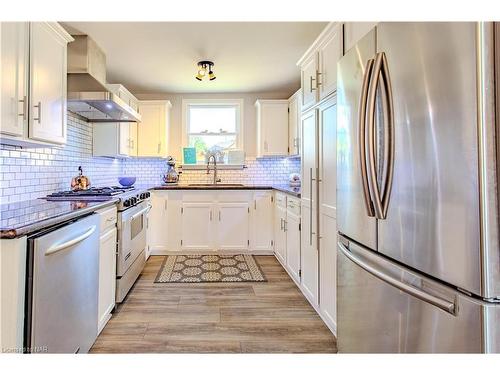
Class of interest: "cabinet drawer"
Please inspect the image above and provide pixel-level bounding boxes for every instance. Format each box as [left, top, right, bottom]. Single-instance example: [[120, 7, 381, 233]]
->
[[275, 192, 287, 208], [97, 205, 117, 232], [287, 197, 301, 216]]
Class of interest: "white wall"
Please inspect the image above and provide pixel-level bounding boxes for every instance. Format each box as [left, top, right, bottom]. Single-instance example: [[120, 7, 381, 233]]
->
[[137, 91, 294, 160]]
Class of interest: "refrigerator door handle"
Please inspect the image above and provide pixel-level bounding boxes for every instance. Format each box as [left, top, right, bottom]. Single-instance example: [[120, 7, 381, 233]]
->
[[366, 52, 385, 219], [358, 58, 376, 217], [379, 52, 395, 219], [338, 241, 457, 315]]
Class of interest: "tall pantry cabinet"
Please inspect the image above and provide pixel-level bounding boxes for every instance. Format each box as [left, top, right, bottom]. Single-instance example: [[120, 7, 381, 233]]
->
[[297, 22, 340, 334]]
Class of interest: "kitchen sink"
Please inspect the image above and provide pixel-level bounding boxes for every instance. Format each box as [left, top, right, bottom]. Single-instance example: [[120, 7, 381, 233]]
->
[[188, 183, 245, 187]]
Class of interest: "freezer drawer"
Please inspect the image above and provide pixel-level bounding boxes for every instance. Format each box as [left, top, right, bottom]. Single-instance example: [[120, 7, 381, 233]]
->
[[337, 235, 499, 353]]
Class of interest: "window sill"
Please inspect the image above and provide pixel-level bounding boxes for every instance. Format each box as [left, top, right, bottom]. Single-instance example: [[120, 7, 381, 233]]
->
[[179, 164, 247, 170]]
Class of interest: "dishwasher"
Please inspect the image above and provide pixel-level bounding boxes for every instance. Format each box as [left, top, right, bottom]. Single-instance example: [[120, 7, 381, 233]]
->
[[24, 214, 100, 353]]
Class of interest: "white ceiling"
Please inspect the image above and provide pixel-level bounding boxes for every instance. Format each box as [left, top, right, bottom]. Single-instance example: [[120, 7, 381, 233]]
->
[[61, 22, 327, 95]]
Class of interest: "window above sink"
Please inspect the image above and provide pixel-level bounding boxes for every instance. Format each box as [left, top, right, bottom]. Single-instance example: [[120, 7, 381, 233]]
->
[[181, 98, 244, 165]]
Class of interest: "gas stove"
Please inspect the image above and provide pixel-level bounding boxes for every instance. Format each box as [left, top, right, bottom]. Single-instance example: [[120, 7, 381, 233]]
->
[[45, 186, 150, 211]]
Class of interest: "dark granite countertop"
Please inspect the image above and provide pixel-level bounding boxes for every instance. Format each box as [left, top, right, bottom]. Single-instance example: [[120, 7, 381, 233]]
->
[[0, 198, 118, 239], [150, 184, 301, 198]]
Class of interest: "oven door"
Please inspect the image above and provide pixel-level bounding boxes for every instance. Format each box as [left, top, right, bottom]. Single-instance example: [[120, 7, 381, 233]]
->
[[117, 200, 151, 276]]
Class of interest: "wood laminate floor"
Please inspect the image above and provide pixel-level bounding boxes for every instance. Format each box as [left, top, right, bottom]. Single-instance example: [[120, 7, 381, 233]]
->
[[91, 255, 337, 353]]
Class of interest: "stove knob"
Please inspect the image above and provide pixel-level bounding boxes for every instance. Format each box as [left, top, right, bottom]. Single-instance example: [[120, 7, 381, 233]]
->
[[123, 199, 130, 207], [131, 197, 137, 205], [146, 192, 150, 198]]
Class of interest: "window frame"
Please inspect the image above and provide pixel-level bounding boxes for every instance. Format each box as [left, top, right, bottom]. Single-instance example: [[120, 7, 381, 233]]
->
[[181, 99, 244, 162]]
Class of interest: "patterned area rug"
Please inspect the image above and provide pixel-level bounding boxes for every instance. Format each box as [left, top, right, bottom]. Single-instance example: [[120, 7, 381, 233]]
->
[[154, 254, 267, 283]]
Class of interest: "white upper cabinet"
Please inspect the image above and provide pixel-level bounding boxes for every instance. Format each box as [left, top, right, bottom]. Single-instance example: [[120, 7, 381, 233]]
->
[[297, 22, 342, 110], [288, 89, 301, 156], [255, 99, 289, 157], [317, 24, 342, 101], [0, 22, 28, 138], [137, 100, 171, 158], [299, 53, 318, 110], [343, 22, 378, 53], [0, 22, 73, 147], [93, 123, 136, 158]]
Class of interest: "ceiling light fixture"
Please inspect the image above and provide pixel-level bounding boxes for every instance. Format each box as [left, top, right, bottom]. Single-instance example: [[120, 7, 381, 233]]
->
[[195, 60, 216, 81]]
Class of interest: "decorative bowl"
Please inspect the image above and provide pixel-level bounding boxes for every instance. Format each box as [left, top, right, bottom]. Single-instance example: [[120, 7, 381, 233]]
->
[[118, 177, 136, 187]]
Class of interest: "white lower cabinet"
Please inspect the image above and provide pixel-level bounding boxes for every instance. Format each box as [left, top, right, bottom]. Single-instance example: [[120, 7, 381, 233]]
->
[[285, 199, 301, 284], [181, 202, 214, 250], [274, 204, 287, 265], [252, 191, 274, 251], [217, 202, 250, 250], [319, 216, 337, 332], [149, 190, 273, 253], [97, 206, 117, 334], [273, 192, 302, 284], [300, 204, 319, 306]]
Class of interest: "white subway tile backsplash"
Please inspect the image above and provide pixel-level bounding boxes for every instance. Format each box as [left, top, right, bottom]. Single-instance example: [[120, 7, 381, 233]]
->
[[1, 112, 300, 204]]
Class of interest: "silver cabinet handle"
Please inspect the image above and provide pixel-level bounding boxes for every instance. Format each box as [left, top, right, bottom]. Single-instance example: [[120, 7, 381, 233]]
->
[[34, 101, 41, 123], [18, 96, 27, 120], [105, 217, 116, 223], [338, 241, 456, 315], [280, 218, 284, 230], [210, 210, 213, 221], [358, 58, 376, 217], [218, 210, 221, 221], [309, 167, 313, 246], [284, 220, 287, 232], [316, 71, 322, 87], [309, 76, 316, 92], [164, 199, 168, 211], [45, 226, 96, 256]]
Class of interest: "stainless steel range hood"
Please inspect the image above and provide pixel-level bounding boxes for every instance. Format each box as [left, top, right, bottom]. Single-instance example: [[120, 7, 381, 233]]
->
[[67, 35, 141, 123]]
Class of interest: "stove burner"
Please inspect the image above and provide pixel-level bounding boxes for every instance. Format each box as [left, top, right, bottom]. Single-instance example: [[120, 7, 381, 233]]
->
[[46, 186, 134, 198]]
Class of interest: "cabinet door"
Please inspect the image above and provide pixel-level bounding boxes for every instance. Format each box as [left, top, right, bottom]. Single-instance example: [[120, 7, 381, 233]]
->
[[319, 98, 337, 215], [320, 216, 337, 332], [300, 53, 318, 110], [217, 202, 250, 250], [257, 101, 289, 157], [181, 202, 214, 250], [301, 109, 318, 210], [137, 102, 168, 157], [118, 123, 130, 156], [98, 227, 116, 334], [318, 24, 342, 100], [29, 22, 68, 144], [274, 205, 287, 265], [1, 22, 29, 138], [288, 92, 300, 156], [149, 191, 181, 253], [129, 122, 138, 156], [251, 191, 274, 251], [286, 210, 301, 283], [300, 204, 319, 306]]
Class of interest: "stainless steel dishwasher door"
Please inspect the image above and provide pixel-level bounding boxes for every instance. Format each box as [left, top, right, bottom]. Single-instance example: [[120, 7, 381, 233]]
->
[[29, 214, 100, 353]]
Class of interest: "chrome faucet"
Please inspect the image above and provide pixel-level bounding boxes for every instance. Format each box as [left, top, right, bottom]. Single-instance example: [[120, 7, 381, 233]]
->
[[207, 155, 221, 185]]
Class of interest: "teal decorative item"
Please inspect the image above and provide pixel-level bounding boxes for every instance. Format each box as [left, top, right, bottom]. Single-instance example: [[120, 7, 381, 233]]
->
[[183, 147, 197, 164]]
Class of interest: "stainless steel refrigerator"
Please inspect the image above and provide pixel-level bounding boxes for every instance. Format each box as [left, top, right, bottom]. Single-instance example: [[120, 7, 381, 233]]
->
[[336, 22, 500, 353]]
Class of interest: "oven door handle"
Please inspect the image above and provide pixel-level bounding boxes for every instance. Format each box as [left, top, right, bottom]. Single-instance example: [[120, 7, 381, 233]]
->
[[131, 204, 152, 221]]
